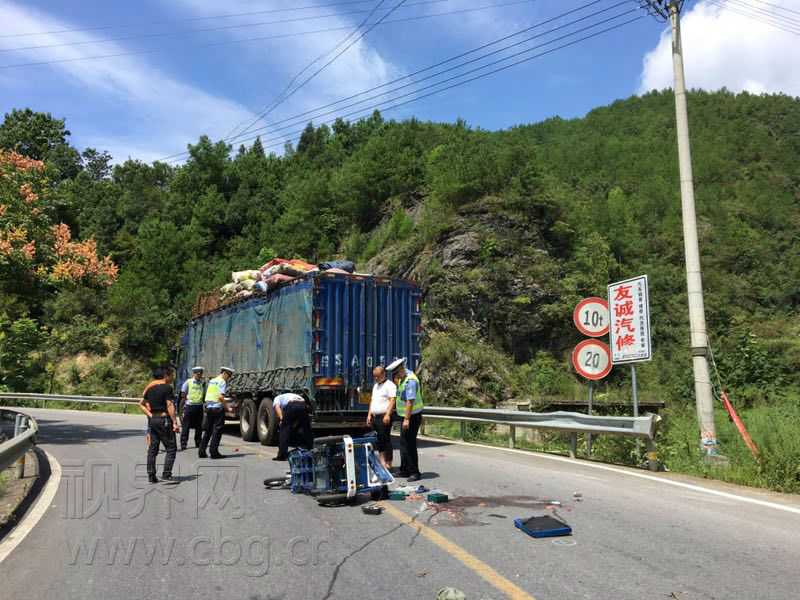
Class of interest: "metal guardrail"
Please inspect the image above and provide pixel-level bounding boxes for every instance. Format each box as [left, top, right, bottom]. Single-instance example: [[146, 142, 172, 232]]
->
[[0, 408, 38, 474], [0, 392, 138, 412], [0, 393, 662, 470], [423, 406, 661, 471]]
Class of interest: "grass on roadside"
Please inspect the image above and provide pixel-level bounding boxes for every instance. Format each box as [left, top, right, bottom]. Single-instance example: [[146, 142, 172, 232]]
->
[[422, 400, 800, 495]]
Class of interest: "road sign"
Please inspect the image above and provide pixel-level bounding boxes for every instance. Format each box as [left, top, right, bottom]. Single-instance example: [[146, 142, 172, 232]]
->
[[572, 340, 612, 380], [573, 298, 610, 337], [608, 275, 652, 364]]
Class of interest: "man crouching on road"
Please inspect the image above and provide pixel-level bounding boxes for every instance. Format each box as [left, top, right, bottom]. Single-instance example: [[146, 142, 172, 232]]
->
[[272, 392, 314, 461], [139, 367, 179, 484]]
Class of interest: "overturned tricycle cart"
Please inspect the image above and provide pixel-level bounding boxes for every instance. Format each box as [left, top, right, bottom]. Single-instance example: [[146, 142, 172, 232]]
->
[[264, 435, 394, 505]]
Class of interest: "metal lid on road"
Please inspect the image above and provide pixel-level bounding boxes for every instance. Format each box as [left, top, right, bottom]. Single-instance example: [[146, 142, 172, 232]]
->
[[386, 357, 407, 372]]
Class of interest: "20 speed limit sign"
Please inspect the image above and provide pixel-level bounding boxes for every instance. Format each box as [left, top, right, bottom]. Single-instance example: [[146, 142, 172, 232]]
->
[[572, 339, 612, 380], [573, 297, 610, 337]]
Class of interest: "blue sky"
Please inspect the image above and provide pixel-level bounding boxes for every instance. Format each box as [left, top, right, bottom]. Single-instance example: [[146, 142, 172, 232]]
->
[[1, 0, 798, 163]]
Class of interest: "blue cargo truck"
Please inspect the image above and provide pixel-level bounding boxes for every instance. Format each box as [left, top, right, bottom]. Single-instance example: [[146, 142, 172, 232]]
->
[[176, 270, 422, 444]]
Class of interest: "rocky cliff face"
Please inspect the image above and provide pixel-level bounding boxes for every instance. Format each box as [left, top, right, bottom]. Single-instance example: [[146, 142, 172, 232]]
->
[[362, 192, 573, 406]]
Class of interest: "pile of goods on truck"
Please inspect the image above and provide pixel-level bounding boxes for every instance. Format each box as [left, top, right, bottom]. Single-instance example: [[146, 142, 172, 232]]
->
[[217, 258, 357, 302]]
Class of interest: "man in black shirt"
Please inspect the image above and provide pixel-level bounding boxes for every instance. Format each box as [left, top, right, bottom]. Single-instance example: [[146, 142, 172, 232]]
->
[[139, 368, 179, 484]]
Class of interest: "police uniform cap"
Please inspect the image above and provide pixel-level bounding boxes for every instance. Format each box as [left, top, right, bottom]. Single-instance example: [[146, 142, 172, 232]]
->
[[192, 366, 204, 372], [220, 366, 235, 374], [386, 357, 407, 373]]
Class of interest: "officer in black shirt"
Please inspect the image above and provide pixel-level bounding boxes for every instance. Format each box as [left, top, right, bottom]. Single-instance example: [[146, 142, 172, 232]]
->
[[139, 367, 179, 484]]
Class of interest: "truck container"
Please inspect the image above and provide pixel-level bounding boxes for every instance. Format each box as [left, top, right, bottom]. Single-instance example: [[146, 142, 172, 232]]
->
[[176, 270, 422, 444]]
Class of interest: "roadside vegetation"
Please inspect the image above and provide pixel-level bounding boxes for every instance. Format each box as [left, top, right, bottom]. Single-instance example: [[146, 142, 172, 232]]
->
[[0, 90, 797, 491]]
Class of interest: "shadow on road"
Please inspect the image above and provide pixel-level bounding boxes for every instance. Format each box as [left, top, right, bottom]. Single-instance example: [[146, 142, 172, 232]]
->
[[32, 416, 143, 446]]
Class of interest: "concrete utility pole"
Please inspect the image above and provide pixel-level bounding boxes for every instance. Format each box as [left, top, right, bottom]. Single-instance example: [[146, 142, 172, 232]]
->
[[639, 0, 718, 456]]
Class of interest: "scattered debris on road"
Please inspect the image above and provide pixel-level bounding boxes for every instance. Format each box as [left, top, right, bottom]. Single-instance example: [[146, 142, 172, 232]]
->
[[436, 587, 466, 600], [361, 503, 383, 515], [427, 492, 449, 503], [514, 515, 572, 539]]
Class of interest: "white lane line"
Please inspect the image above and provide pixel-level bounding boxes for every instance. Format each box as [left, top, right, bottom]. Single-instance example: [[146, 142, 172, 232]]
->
[[423, 436, 800, 515], [0, 450, 62, 565]]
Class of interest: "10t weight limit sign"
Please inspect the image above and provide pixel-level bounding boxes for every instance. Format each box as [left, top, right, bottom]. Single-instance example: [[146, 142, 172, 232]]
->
[[573, 297, 610, 337]]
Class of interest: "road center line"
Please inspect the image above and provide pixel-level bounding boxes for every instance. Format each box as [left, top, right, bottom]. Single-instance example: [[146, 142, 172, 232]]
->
[[0, 449, 62, 565], [424, 436, 800, 515], [380, 502, 536, 600]]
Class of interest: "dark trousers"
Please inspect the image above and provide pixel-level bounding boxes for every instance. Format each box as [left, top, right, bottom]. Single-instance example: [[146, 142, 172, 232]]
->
[[399, 412, 422, 476], [147, 416, 177, 477], [371, 415, 393, 464], [277, 402, 314, 459], [180, 404, 204, 449], [198, 408, 224, 457]]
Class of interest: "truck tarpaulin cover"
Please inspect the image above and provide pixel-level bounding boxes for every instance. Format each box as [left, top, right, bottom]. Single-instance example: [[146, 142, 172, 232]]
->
[[181, 279, 313, 393]]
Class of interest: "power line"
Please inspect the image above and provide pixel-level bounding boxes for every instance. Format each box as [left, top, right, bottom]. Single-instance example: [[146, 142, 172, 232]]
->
[[0, 1, 380, 39], [707, 0, 800, 35], [0, 0, 449, 53], [159, 0, 611, 161], [225, 0, 391, 141], [166, 11, 646, 163], [231, 0, 409, 141], [725, 0, 800, 26], [227, 1, 628, 148], [747, 0, 800, 16], [0, 0, 537, 69]]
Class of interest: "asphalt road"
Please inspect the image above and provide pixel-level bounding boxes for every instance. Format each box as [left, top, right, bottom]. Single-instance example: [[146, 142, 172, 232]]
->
[[1, 408, 799, 600]]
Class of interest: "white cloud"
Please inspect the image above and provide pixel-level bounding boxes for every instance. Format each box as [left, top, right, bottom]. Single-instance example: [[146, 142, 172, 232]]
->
[[173, 0, 405, 145], [638, 0, 800, 97], [0, 1, 254, 163]]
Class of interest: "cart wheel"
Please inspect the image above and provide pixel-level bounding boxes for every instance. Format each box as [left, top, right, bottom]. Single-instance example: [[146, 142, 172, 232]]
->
[[263, 477, 289, 489], [316, 492, 350, 505]]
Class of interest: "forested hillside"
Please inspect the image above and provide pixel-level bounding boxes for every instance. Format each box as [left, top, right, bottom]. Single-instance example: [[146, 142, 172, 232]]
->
[[1, 90, 798, 411]]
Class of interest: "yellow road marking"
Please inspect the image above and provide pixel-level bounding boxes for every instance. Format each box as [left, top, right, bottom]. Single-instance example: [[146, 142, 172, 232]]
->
[[380, 502, 536, 600]]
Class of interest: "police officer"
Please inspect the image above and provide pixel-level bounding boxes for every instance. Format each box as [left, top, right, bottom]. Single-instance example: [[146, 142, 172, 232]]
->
[[198, 366, 232, 459], [387, 357, 423, 481], [179, 366, 205, 450]]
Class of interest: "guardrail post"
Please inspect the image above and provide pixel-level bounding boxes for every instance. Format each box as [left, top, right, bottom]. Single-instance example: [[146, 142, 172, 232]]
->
[[569, 432, 578, 459], [646, 438, 659, 471], [460, 421, 466, 441], [123, 404, 128, 414], [509, 425, 516, 449], [15, 417, 28, 479]]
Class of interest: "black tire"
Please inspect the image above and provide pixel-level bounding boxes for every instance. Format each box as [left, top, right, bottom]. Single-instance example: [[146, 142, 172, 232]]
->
[[314, 435, 346, 446], [239, 397, 257, 441], [316, 492, 351, 506], [264, 477, 289, 489], [257, 397, 278, 446]]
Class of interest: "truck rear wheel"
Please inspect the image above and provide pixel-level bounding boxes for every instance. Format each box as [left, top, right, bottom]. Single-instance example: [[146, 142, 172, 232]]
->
[[257, 397, 278, 446], [239, 398, 257, 441]]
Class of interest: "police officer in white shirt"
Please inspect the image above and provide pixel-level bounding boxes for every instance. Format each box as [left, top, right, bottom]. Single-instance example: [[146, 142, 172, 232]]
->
[[367, 365, 396, 470]]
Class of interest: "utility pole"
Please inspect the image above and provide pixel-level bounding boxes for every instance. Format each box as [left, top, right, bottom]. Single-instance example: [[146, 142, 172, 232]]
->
[[638, 0, 718, 456]]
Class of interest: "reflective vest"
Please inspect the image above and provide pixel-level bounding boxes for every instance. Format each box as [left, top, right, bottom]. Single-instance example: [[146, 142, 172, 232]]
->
[[204, 375, 224, 408], [186, 378, 204, 405], [395, 370, 423, 417]]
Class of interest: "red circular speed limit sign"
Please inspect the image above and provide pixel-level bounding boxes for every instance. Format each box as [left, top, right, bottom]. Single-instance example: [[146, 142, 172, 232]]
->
[[573, 297, 610, 337], [572, 339, 612, 380]]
